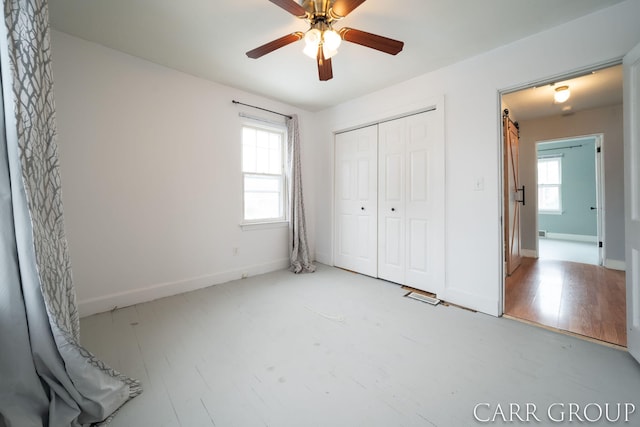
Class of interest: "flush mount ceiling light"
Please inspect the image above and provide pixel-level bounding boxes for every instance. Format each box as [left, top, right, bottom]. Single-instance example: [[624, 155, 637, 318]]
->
[[246, 0, 404, 81], [554, 85, 571, 103]]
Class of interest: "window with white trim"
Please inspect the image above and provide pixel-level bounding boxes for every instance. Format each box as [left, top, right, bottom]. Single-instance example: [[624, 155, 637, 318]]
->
[[538, 156, 562, 214], [242, 122, 286, 223]]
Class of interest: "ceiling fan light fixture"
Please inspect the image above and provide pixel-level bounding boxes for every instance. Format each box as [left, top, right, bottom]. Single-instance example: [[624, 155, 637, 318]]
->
[[247, 0, 405, 81], [322, 30, 341, 59], [303, 42, 319, 58], [323, 45, 338, 59], [554, 85, 570, 103], [303, 28, 322, 58], [323, 29, 341, 51]]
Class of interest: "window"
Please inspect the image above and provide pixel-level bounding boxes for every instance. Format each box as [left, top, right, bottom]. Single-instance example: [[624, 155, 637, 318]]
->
[[538, 156, 562, 214], [242, 122, 286, 223]]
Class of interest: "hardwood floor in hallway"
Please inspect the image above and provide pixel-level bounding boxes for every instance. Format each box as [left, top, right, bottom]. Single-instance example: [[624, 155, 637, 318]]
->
[[505, 257, 627, 347]]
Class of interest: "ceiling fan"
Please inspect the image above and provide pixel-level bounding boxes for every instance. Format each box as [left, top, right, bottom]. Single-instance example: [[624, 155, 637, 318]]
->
[[246, 0, 404, 81]]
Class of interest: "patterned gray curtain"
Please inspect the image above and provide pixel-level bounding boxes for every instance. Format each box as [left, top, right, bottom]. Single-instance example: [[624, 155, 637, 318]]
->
[[286, 114, 315, 273], [0, 0, 140, 426]]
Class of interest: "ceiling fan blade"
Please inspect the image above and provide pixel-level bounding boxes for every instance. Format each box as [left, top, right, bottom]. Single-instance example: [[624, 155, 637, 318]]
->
[[268, 0, 308, 18], [246, 32, 304, 59], [317, 46, 333, 81], [339, 27, 404, 55], [330, 0, 367, 18]]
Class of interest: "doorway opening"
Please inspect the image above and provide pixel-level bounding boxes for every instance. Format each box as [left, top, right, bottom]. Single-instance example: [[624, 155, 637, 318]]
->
[[500, 63, 627, 347], [536, 135, 603, 266]]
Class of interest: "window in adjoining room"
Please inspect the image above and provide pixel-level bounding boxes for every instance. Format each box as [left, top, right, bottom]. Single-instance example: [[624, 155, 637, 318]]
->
[[538, 156, 562, 214]]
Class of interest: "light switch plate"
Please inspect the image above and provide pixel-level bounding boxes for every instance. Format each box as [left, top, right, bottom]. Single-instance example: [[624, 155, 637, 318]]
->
[[473, 177, 484, 191]]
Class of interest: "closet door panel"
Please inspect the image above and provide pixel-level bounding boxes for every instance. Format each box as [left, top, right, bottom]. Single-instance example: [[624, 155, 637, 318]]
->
[[408, 218, 428, 273], [404, 111, 444, 293], [409, 150, 428, 202], [334, 125, 378, 277], [378, 120, 405, 284]]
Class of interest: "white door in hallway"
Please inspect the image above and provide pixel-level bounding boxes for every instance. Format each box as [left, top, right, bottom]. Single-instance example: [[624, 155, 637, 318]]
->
[[624, 41, 640, 364], [378, 111, 444, 293], [334, 125, 378, 277]]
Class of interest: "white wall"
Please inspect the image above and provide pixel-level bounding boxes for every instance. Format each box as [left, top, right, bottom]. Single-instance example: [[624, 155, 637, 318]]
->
[[312, 0, 640, 316], [518, 105, 625, 264], [53, 1, 640, 319], [52, 31, 316, 317]]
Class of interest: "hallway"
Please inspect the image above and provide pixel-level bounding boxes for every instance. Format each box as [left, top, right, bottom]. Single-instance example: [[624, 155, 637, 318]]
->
[[538, 238, 599, 265], [505, 257, 626, 346]]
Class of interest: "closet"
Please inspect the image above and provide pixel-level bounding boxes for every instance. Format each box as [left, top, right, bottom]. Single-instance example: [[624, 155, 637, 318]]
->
[[334, 110, 445, 294]]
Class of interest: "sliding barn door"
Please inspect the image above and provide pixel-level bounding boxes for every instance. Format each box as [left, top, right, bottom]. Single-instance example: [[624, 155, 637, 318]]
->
[[503, 113, 522, 276], [378, 111, 444, 293], [624, 41, 640, 364], [334, 125, 378, 277]]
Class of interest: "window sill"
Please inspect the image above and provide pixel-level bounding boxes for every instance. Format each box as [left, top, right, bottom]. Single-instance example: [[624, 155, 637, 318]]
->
[[240, 221, 289, 231], [539, 210, 564, 215]]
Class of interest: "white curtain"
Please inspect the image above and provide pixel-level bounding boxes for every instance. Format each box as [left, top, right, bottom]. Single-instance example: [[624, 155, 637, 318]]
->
[[0, 1, 140, 426], [286, 115, 315, 273]]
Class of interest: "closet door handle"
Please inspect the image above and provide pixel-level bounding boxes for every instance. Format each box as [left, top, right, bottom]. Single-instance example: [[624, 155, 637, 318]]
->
[[391, 208, 396, 212], [361, 207, 365, 211]]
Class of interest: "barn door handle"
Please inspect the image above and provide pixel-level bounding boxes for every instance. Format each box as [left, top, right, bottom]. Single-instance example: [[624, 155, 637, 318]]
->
[[516, 186, 525, 206]]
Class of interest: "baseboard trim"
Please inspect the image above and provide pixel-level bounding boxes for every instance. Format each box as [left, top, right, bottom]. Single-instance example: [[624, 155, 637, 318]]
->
[[78, 258, 290, 317], [521, 249, 538, 258], [604, 259, 626, 271], [544, 233, 597, 243]]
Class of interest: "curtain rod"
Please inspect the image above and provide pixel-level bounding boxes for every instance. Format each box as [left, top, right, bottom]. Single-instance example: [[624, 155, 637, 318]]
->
[[232, 100, 292, 119], [539, 143, 584, 152]]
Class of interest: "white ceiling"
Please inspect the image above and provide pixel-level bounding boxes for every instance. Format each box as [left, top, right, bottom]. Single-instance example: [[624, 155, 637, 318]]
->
[[48, 0, 625, 112], [502, 64, 623, 122]]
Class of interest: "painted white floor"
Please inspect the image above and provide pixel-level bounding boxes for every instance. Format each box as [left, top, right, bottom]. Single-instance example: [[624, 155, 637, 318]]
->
[[538, 238, 599, 265], [80, 265, 640, 426]]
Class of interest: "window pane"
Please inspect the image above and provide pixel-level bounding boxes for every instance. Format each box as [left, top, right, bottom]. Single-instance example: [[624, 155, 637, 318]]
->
[[242, 128, 256, 172], [256, 130, 270, 173], [244, 192, 282, 220], [547, 161, 560, 183], [538, 158, 561, 184], [538, 161, 548, 183], [244, 175, 281, 192], [269, 133, 282, 174], [538, 186, 560, 211], [243, 142, 256, 173], [244, 175, 282, 220]]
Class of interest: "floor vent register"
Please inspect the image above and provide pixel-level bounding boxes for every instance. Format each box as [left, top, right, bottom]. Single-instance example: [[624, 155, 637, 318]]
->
[[405, 291, 441, 306]]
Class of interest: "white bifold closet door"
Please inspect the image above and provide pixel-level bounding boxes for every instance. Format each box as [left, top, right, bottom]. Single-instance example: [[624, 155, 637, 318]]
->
[[334, 125, 378, 277], [378, 111, 444, 294]]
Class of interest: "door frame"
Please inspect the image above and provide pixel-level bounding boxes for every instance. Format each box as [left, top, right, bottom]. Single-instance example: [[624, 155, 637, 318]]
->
[[497, 59, 622, 316], [533, 134, 605, 265], [623, 40, 640, 363]]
